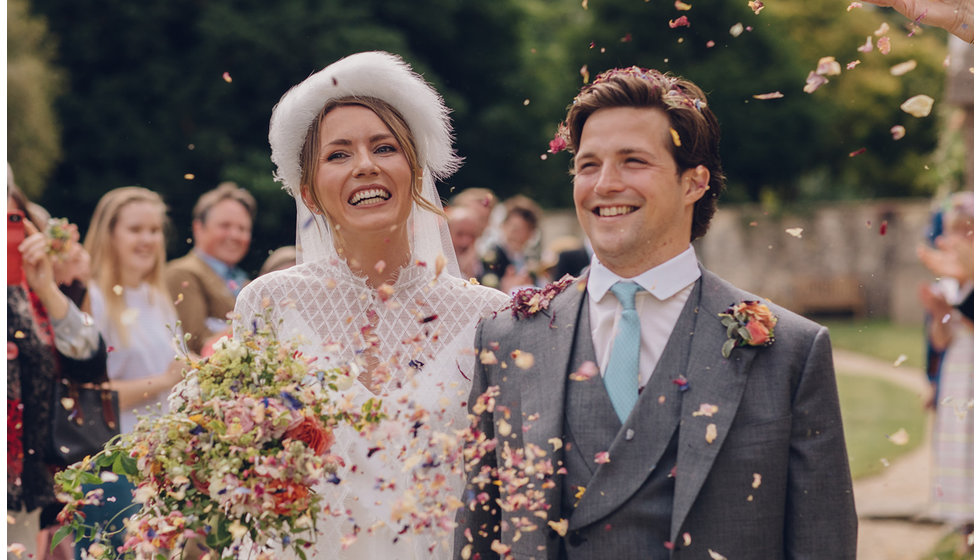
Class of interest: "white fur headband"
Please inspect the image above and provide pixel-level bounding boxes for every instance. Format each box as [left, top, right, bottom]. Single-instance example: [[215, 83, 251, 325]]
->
[[268, 51, 460, 197]]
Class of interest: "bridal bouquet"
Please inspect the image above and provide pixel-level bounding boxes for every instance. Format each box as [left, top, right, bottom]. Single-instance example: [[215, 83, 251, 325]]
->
[[54, 320, 384, 560]]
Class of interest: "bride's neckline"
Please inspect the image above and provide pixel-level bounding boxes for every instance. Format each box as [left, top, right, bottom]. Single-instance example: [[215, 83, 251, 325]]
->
[[312, 256, 432, 292]]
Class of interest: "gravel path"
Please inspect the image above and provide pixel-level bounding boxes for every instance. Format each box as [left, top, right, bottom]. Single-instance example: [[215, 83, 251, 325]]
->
[[834, 349, 956, 560]]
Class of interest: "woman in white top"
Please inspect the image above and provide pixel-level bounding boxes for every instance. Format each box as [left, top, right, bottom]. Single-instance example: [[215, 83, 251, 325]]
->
[[84, 187, 185, 432], [234, 51, 507, 558]]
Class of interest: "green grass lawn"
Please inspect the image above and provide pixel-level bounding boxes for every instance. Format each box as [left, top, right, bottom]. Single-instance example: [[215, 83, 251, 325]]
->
[[836, 371, 927, 480], [921, 530, 974, 560], [822, 318, 927, 371]]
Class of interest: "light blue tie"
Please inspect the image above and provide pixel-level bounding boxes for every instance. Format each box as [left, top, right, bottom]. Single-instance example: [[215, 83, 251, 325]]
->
[[604, 281, 642, 423]]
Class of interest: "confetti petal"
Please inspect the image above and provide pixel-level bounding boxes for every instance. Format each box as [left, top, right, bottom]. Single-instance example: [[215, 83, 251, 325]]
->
[[752, 473, 762, 488], [900, 94, 934, 117], [570, 361, 599, 381], [548, 437, 563, 451], [874, 22, 890, 36], [849, 147, 867, 157], [705, 423, 718, 443], [512, 350, 535, 370], [112, 285, 124, 296], [803, 71, 829, 94], [752, 91, 784, 100], [893, 354, 908, 366], [709, 550, 729, 560], [693, 403, 719, 417], [548, 519, 569, 536], [846, 2, 863, 11], [876, 36, 891, 55], [747, 0, 764, 15], [846, 60, 861, 70], [785, 227, 804, 238], [887, 428, 910, 445], [890, 60, 917, 76], [675, 0, 692, 10], [580, 65, 590, 84], [816, 56, 842, 76], [669, 16, 691, 28], [730, 22, 744, 37], [670, 128, 682, 147], [222, 71, 232, 83], [594, 451, 611, 464], [858, 36, 873, 53], [890, 125, 906, 140]]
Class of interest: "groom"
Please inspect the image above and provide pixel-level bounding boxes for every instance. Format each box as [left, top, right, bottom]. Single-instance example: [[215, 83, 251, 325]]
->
[[455, 68, 857, 559]]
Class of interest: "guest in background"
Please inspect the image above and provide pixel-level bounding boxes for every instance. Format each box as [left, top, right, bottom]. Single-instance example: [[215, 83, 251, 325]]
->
[[917, 191, 973, 552], [79, 186, 187, 557], [258, 245, 297, 277], [165, 182, 255, 353], [480, 195, 542, 292], [7, 170, 104, 560], [447, 205, 484, 280], [542, 235, 592, 283]]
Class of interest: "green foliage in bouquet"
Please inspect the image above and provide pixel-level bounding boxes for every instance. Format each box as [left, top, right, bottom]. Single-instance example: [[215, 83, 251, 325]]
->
[[54, 319, 384, 559]]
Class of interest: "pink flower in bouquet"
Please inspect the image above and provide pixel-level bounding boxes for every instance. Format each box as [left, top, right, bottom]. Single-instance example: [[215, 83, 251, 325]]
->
[[224, 401, 256, 434], [284, 416, 335, 456]]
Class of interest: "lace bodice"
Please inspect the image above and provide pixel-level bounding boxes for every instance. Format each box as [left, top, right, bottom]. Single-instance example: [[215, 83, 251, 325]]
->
[[233, 258, 507, 558]]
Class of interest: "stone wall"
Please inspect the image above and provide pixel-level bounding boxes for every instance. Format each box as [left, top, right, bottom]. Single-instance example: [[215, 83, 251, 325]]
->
[[539, 198, 938, 325]]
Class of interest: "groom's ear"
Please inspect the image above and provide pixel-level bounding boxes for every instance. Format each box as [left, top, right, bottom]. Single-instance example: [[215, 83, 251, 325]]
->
[[682, 165, 710, 205]]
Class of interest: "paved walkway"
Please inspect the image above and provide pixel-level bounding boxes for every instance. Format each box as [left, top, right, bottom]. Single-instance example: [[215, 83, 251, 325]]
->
[[834, 349, 957, 560]]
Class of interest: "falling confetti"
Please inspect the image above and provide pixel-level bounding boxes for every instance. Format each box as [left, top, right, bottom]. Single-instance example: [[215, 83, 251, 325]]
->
[[512, 350, 535, 370], [670, 128, 682, 147], [879, 220, 888, 235], [548, 519, 569, 536], [580, 65, 590, 84], [675, 0, 692, 9], [669, 16, 691, 28], [849, 148, 867, 157], [900, 94, 934, 117], [730, 22, 744, 36], [121, 307, 140, 326], [748, 0, 764, 14], [890, 60, 917, 76], [876, 36, 891, 55], [705, 423, 718, 443], [858, 36, 873, 52], [816, 56, 842, 76], [785, 227, 804, 238], [693, 403, 719, 417], [222, 72, 232, 83], [874, 22, 890, 36], [570, 361, 599, 381], [846, 60, 861, 70], [374, 260, 386, 274], [891, 125, 906, 140], [846, 2, 863, 11], [803, 72, 829, 94], [548, 437, 563, 452], [709, 550, 729, 560], [893, 354, 908, 366], [752, 91, 784, 100], [887, 428, 910, 445], [594, 451, 611, 464], [683, 532, 693, 546], [752, 473, 762, 488], [184, 173, 195, 180]]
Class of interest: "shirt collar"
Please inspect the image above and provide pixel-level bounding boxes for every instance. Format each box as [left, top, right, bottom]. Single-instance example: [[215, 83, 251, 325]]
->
[[195, 249, 234, 279], [587, 245, 701, 302]]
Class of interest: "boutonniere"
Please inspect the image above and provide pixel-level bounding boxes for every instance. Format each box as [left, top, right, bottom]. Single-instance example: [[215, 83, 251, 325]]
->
[[504, 274, 575, 320], [718, 300, 777, 358]]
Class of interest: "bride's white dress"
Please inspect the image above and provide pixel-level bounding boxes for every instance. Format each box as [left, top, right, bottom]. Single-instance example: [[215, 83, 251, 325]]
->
[[233, 258, 507, 559]]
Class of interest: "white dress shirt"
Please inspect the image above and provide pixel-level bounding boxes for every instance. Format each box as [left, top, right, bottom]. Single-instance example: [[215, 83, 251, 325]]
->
[[587, 246, 701, 389]]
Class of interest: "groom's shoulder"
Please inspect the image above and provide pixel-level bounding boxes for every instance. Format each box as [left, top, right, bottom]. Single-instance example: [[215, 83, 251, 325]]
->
[[477, 275, 585, 335], [701, 269, 825, 340]]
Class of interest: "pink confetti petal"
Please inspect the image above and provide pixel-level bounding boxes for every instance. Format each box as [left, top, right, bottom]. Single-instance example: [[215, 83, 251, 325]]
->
[[670, 16, 691, 28], [594, 451, 611, 464], [752, 91, 783, 100]]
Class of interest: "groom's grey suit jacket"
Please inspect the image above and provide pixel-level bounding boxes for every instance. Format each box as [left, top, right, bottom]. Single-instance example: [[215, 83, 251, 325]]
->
[[455, 267, 857, 559]]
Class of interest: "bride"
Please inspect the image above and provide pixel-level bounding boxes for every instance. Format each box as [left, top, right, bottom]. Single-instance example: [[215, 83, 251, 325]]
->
[[233, 51, 508, 558]]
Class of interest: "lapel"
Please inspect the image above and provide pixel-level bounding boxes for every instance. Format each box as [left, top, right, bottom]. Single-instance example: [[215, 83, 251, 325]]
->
[[191, 252, 236, 302], [567, 278, 698, 531], [517, 276, 588, 524], [669, 267, 759, 541]]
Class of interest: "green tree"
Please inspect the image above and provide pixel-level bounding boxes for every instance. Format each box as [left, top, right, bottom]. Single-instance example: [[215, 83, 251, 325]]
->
[[7, 0, 64, 199]]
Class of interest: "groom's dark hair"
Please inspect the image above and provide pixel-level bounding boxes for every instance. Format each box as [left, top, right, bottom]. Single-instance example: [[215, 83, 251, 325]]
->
[[564, 68, 725, 241]]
